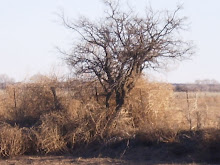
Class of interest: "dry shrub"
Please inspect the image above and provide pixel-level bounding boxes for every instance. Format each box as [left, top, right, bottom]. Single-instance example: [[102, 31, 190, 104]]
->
[[0, 87, 18, 120], [66, 99, 81, 119], [127, 78, 177, 129], [2, 82, 61, 127], [66, 98, 137, 148], [0, 76, 184, 157], [4, 75, 220, 158], [0, 90, 7, 118], [107, 108, 135, 140], [119, 78, 180, 143], [63, 79, 99, 103], [64, 77, 179, 145], [34, 111, 69, 154], [14, 84, 56, 117], [66, 100, 109, 148], [65, 77, 179, 145], [67, 77, 180, 144], [0, 123, 29, 158]]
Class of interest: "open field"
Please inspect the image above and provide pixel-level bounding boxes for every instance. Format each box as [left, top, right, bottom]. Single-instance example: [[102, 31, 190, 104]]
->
[[174, 91, 220, 130]]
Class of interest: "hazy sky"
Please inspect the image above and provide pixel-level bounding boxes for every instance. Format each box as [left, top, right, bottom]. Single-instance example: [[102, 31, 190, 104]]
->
[[1, 0, 220, 83]]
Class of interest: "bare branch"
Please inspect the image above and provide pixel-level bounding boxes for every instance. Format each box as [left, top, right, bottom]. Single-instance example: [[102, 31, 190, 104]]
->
[[61, 0, 194, 110]]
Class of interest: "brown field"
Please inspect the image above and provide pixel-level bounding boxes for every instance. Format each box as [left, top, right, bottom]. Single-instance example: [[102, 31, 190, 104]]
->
[[174, 91, 220, 129], [0, 78, 220, 164]]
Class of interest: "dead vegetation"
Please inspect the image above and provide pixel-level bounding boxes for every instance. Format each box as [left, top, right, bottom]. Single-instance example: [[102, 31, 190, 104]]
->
[[0, 123, 26, 157], [0, 76, 220, 163]]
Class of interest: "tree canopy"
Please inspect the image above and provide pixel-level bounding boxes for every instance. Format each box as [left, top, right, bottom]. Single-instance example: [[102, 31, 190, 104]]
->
[[62, 0, 194, 110]]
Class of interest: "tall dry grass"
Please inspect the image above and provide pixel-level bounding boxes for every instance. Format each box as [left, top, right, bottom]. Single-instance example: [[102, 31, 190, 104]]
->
[[0, 84, 60, 127], [0, 123, 29, 157], [34, 111, 69, 154], [0, 75, 220, 160]]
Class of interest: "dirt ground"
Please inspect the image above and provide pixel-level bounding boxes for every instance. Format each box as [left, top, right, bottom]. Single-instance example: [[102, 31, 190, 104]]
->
[[0, 156, 216, 165], [0, 156, 124, 165]]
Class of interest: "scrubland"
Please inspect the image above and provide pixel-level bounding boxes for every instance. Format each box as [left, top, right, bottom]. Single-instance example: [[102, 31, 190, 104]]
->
[[0, 76, 220, 164]]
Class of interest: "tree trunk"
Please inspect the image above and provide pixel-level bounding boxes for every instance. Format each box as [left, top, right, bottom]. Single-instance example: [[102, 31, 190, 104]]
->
[[50, 87, 61, 110], [95, 86, 99, 102], [105, 92, 112, 108], [115, 88, 126, 111], [13, 88, 17, 111]]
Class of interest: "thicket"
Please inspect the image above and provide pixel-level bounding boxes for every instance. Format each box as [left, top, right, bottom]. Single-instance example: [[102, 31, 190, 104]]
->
[[0, 76, 220, 162], [0, 77, 171, 156]]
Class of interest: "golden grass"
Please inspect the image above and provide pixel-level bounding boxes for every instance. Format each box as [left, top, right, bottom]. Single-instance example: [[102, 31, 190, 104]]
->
[[174, 91, 220, 129], [0, 123, 28, 157], [34, 112, 68, 154], [0, 76, 220, 160]]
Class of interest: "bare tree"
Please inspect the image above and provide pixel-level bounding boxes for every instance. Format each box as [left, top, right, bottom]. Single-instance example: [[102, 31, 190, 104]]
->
[[62, 0, 194, 111]]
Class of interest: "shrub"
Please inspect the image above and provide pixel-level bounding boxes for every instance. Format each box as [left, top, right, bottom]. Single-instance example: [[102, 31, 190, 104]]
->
[[126, 78, 178, 130], [34, 111, 69, 154], [2, 82, 62, 127], [0, 123, 29, 158], [66, 100, 108, 148]]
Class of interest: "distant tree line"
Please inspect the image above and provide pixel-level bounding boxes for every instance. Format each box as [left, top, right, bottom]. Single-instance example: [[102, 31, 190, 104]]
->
[[0, 74, 15, 89], [173, 79, 220, 92]]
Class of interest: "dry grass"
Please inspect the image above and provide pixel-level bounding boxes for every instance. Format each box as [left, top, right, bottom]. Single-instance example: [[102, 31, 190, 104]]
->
[[0, 123, 28, 158], [174, 91, 220, 129], [125, 78, 179, 143], [0, 76, 220, 163], [34, 111, 69, 154], [0, 83, 60, 127]]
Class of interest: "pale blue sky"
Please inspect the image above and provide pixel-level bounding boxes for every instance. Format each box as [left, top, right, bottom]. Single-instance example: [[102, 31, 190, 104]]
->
[[0, 0, 220, 83]]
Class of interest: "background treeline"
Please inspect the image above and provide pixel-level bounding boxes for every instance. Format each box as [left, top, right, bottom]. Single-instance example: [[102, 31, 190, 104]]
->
[[173, 83, 220, 92], [3, 82, 220, 92]]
